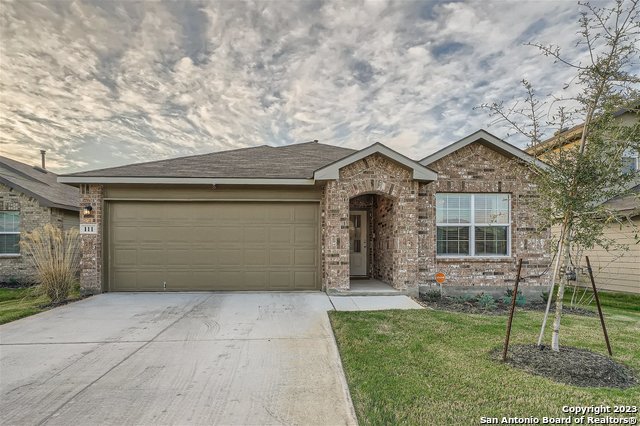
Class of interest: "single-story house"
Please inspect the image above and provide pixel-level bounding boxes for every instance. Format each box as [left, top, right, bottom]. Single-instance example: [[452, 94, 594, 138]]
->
[[0, 153, 80, 284], [58, 130, 552, 296]]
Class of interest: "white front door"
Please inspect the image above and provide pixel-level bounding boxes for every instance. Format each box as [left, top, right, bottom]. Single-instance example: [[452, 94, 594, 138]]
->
[[349, 211, 367, 276]]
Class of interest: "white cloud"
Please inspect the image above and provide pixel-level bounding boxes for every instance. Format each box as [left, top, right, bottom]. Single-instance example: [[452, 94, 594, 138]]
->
[[0, 0, 617, 173]]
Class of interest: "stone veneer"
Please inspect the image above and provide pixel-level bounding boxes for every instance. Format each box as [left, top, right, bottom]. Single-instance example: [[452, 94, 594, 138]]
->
[[321, 153, 419, 292], [418, 142, 551, 289], [79, 184, 103, 294], [0, 183, 79, 283]]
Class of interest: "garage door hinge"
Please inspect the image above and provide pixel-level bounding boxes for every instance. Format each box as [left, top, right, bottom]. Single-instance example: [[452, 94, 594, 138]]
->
[[163, 281, 166, 291]]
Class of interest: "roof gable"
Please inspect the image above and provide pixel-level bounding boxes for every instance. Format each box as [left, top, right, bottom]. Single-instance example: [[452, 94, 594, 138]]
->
[[314, 142, 438, 181], [419, 129, 550, 171]]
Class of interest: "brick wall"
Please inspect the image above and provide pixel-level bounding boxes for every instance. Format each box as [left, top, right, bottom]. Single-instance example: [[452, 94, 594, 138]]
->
[[321, 153, 419, 291], [373, 195, 394, 283], [0, 183, 76, 283], [79, 184, 103, 294], [418, 142, 552, 289]]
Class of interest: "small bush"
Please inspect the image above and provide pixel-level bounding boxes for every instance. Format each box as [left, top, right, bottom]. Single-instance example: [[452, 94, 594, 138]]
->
[[422, 289, 441, 302], [455, 294, 477, 304], [503, 289, 527, 307], [540, 291, 550, 304], [19, 224, 81, 305], [478, 293, 497, 310]]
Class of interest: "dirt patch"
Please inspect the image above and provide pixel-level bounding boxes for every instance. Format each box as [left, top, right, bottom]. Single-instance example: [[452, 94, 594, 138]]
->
[[416, 296, 595, 317], [496, 344, 637, 389]]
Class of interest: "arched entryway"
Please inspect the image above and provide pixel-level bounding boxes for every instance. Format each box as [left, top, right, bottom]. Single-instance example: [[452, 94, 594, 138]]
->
[[349, 193, 395, 286]]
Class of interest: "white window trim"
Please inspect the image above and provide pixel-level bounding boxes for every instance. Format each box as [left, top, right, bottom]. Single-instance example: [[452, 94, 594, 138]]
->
[[0, 211, 20, 256], [435, 193, 511, 258]]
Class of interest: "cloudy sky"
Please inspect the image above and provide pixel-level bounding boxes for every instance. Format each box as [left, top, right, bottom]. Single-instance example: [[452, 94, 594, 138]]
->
[[0, 0, 604, 173]]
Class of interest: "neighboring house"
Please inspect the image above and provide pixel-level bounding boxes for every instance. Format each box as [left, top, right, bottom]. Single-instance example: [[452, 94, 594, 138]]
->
[[525, 110, 640, 294], [59, 130, 552, 296], [574, 186, 639, 294], [526, 108, 639, 173], [0, 153, 80, 283]]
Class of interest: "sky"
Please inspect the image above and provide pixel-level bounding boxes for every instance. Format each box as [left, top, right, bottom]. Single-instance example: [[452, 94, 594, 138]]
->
[[0, 0, 605, 173]]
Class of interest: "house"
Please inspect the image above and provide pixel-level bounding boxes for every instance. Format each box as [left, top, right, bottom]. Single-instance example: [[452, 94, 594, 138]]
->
[[526, 110, 640, 294], [0, 153, 80, 284], [58, 130, 552, 296]]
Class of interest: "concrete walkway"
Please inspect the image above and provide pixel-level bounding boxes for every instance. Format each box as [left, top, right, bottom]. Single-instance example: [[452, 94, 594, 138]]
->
[[0, 293, 362, 426]]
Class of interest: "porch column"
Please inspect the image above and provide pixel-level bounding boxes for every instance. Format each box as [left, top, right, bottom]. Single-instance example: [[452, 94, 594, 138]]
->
[[322, 181, 350, 290]]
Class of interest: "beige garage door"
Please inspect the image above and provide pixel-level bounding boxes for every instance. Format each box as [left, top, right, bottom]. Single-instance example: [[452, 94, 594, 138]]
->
[[107, 202, 319, 291]]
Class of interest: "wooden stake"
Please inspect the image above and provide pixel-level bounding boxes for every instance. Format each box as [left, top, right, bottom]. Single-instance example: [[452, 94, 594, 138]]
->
[[502, 258, 523, 362], [585, 256, 612, 356]]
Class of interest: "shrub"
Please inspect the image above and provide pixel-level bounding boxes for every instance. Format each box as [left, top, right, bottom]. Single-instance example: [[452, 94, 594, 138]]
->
[[477, 293, 497, 310], [503, 289, 527, 307], [455, 294, 477, 304], [19, 224, 81, 304], [422, 288, 441, 302], [540, 291, 550, 304]]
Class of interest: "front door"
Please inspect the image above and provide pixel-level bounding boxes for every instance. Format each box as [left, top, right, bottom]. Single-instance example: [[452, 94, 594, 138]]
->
[[349, 211, 367, 276]]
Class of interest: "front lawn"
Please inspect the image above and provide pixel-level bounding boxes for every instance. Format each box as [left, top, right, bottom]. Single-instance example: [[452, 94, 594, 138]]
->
[[330, 292, 640, 425], [0, 287, 82, 325]]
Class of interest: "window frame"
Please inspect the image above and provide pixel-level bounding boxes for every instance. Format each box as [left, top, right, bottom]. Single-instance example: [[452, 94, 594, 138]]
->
[[0, 210, 21, 256], [435, 193, 511, 258]]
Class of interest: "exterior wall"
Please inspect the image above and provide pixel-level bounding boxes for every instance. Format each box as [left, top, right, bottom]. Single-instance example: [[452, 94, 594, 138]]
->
[[79, 184, 103, 294], [418, 142, 552, 289], [575, 217, 640, 294], [321, 153, 419, 291], [0, 183, 77, 284], [373, 195, 394, 283]]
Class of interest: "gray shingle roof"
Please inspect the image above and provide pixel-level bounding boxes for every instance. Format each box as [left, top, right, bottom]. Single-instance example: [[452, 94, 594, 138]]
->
[[0, 155, 79, 211], [65, 141, 357, 179]]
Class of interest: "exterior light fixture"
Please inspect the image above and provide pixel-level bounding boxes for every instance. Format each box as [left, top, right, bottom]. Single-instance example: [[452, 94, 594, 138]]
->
[[83, 205, 93, 216]]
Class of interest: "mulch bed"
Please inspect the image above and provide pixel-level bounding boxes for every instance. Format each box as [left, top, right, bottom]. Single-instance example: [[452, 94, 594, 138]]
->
[[416, 296, 595, 317], [496, 344, 637, 389]]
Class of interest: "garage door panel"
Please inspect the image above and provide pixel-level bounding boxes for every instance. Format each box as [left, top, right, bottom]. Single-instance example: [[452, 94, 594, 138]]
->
[[269, 227, 293, 244], [109, 202, 319, 291]]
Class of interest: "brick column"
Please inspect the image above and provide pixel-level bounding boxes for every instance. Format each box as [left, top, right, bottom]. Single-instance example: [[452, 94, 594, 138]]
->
[[79, 184, 103, 294], [322, 181, 350, 290]]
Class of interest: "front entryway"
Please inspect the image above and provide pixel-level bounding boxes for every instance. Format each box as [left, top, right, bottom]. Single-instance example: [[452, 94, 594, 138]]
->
[[349, 211, 367, 276]]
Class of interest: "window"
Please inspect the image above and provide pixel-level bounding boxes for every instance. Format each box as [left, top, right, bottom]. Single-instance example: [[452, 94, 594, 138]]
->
[[621, 149, 639, 174], [0, 211, 20, 255], [436, 193, 510, 256]]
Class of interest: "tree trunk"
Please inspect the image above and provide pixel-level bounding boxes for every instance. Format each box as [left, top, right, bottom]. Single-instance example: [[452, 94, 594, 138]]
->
[[551, 223, 573, 351], [537, 232, 565, 346]]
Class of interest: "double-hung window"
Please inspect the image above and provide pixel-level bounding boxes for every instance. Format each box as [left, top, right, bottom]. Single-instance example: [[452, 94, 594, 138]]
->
[[0, 211, 20, 255], [436, 193, 510, 257]]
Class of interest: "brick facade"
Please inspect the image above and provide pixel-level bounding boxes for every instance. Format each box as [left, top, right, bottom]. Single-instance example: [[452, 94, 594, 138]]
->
[[79, 184, 104, 294], [418, 142, 551, 290], [0, 183, 78, 283], [321, 153, 420, 292]]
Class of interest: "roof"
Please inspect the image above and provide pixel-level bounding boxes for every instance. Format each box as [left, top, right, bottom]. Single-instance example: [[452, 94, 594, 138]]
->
[[601, 184, 640, 217], [0, 155, 79, 211], [60, 141, 357, 185], [526, 107, 638, 156], [419, 129, 550, 170], [314, 142, 437, 181]]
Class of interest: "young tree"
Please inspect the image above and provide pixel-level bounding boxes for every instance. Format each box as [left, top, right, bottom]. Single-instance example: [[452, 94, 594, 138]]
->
[[480, 0, 640, 351]]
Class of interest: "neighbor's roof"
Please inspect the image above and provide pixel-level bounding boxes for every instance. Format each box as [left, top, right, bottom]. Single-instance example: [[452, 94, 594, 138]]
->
[[0, 155, 79, 211], [419, 129, 550, 171], [61, 141, 357, 183], [601, 184, 640, 217], [526, 107, 638, 157]]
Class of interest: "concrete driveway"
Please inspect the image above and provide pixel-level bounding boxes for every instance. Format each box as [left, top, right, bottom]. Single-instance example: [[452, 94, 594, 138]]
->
[[0, 293, 358, 425]]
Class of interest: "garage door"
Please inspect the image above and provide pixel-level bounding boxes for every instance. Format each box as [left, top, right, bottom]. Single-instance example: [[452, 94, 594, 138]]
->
[[107, 202, 319, 291]]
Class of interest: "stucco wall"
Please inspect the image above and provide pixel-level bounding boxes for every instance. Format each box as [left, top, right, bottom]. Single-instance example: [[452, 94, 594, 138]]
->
[[418, 142, 552, 289]]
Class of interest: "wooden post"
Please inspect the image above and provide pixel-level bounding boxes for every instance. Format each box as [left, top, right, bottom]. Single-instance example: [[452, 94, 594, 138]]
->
[[585, 256, 612, 356], [502, 258, 523, 362]]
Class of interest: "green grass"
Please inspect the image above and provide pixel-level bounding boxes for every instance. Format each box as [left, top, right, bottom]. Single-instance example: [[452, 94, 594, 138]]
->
[[330, 292, 640, 425], [0, 287, 81, 325]]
